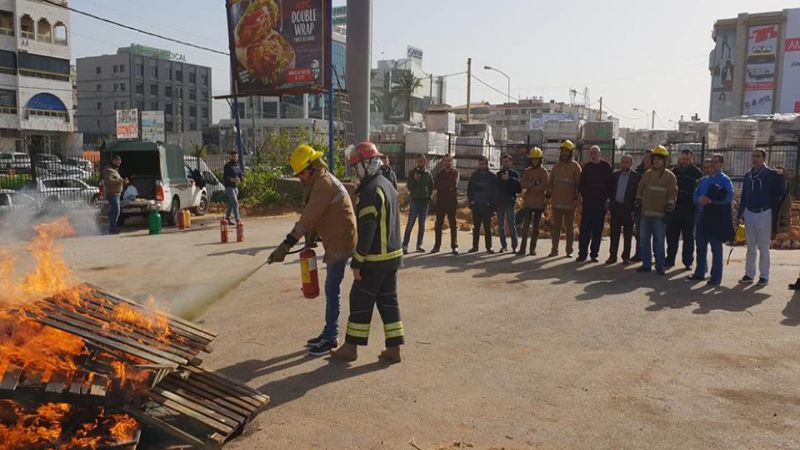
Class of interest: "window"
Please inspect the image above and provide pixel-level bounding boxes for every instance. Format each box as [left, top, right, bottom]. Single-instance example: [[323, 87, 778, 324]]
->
[[201, 107, 208, 119], [150, 101, 158, 110], [137, 64, 144, 76], [96, 102, 102, 111], [135, 82, 144, 94], [167, 68, 172, 81], [36, 18, 52, 42], [113, 83, 118, 92], [136, 100, 144, 111], [96, 84, 101, 92], [114, 101, 118, 110], [190, 122, 197, 131], [165, 121, 173, 132], [165, 103, 172, 114], [189, 106, 196, 117], [113, 65, 118, 73], [0, 50, 16, 74], [165, 86, 172, 97], [18, 53, 70, 80], [150, 84, 158, 95], [120, 83, 126, 92], [175, 70, 183, 82], [189, 89, 196, 101], [96, 66, 101, 74], [53, 22, 67, 45], [201, 90, 208, 101], [189, 72, 196, 84], [119, 64, 126, 73], [0, 89, 16, 107], [200, 72, 208, 86], [152, 66, 158, 78]]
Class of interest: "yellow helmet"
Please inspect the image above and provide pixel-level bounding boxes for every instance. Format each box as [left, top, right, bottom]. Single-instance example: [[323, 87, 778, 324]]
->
[[735, 224, 746, 243], [290, 144, 324, 175], [529, 147, 543, 160], [652, 145, 669, 158], [560, 140, 576, 151]]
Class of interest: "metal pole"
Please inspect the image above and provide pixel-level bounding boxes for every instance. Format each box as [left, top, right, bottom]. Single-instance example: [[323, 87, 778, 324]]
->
[[229, 98, 245, 172], [466, 58, 472, 123], [328, 4, 335, 168], [651, 110, 655, 130]]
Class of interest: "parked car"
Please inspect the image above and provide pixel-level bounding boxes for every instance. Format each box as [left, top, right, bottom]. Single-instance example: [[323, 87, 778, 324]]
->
[[63, 156, 94, 173], [0, 189, 39, 218], [57, 167, 92, 180], [99, 141, 209, 226], [20, 177, 100, 206], [0, 152, 31, 173]]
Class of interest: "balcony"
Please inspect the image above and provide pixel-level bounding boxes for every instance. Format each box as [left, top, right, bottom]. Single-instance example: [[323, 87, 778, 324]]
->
[[20, 30, 34, 39], [0, 27, 12, 37], [0, 105, 16, 114], [25, 108, 69, 120]]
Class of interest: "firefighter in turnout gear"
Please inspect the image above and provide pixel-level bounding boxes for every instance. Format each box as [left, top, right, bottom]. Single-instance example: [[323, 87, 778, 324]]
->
[[331, 141, 405, 363]]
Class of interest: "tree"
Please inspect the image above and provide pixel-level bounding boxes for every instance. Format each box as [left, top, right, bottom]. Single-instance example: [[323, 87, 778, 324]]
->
[[393, 69, 423, 122]]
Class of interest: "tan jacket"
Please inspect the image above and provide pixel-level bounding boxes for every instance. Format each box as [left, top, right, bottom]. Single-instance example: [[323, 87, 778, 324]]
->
[[636, 169, 678, 218], [102, 165, 124, 195], [291, 169, 357, 263], [547, 160, 581, 210], [521, 165, 549, 209]]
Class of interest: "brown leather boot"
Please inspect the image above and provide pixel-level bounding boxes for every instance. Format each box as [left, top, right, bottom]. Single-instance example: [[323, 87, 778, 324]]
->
[[378, 346, 402, 364], [330, 343, 358, 362]]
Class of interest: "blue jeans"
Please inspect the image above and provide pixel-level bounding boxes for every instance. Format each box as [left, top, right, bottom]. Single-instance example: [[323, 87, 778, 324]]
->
[[694, 216, 724, 283], [639, 216, 666, 271], [403, 199, 429, 249], [322, 259, 348, 342], [107, 194, 120, 233], [225, 186, 240, 222], [497, 204, 517, 249]]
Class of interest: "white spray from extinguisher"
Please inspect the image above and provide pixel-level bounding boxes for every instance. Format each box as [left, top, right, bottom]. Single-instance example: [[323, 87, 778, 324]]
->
[[170, 261, 267, 321]]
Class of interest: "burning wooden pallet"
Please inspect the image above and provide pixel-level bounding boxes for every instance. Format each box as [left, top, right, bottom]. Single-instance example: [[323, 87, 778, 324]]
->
[[0, 284, 269, 449]]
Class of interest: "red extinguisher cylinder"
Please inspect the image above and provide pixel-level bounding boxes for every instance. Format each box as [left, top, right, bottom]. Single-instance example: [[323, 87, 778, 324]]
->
[[236, 221, 244, 242], [299, 248, 320, 299], [220, 219, 229, 243]]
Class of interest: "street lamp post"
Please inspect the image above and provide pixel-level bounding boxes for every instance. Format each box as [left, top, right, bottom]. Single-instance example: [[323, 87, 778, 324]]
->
[[484, 65, 511, 104], [633, 107, 655, 130]]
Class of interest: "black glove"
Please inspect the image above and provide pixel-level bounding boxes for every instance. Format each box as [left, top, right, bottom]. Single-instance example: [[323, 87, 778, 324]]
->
[[268, 242, 292, 264]]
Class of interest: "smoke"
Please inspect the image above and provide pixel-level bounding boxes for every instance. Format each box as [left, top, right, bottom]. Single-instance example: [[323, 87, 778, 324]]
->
[[170, 262, 267, 321], [0, 204, 102, 245]]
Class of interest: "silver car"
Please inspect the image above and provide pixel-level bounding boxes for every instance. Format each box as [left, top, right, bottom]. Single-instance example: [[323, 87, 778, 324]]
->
[[20, 177, 100, 206]]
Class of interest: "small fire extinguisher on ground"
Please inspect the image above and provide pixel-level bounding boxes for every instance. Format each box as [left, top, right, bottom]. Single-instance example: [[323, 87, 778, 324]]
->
[[299, 247, 320, 299], [236, 221, 244, 242], [220, 218, 229, 243]]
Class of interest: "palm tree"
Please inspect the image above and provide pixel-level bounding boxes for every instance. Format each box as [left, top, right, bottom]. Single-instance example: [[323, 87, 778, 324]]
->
[[393, 69, 423, 122]]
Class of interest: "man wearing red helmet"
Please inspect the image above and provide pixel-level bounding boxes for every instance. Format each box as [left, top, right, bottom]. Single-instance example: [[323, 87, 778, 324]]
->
[[331, 141, 404, 363]]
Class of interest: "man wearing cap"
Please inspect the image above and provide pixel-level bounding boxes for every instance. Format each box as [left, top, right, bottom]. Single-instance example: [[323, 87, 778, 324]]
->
[[267, 144, 357, 356], [635, 145, 678, 275], [547, 140, 582, 257], [518, 147, 549, 256], [331, 141, 404, 363]]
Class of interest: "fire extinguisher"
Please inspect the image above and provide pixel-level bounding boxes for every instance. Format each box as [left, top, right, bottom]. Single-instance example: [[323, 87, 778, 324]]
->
[[220, 218, 229, 243], [299, 247, 320, 299], [236, 221, 244, 242]]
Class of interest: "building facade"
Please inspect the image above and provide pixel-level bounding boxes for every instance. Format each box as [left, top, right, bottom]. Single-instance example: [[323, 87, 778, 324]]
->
[[709, 8, 800, 121], [0, 0, 75, 155], [76, 45, 212, 145]]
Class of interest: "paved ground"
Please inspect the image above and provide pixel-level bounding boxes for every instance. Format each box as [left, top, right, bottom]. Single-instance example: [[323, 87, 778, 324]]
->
[[46, 215, 800, 449]]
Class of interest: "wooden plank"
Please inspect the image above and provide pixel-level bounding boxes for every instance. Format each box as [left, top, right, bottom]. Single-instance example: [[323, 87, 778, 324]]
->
[[20, 370, 44, 389], [152, 387, 244, 429], [183, 366, 269, 406], [0, 366, 22, 391], [126, 406, 211, 450], [159, 378, 253, 420], [176, 376, 261, 414], [44, 372, 67, 394], [32, 315, 183, 367], [145, 391, 236, 435], [179, 372, 264, 411], [90, 374, 107, 397], [68, 371, 87, 395]]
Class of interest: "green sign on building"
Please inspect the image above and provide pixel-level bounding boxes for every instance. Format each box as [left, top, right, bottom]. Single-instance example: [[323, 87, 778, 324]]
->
[[128, 44, 186, 62]]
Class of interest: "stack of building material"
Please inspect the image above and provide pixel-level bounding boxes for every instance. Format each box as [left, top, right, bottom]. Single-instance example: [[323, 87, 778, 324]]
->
[[678, 121, 719, 147], [459, 123, 494, 142], [758, 113, 800, 144], [453, 136, 500, 180], [718, 118, 759, 149], [582, 121, 615, 142], [544, 120, 581, 142], [426, 111, 456, 134], [405, 131, 448, 155], [542, 142, 562, 167]]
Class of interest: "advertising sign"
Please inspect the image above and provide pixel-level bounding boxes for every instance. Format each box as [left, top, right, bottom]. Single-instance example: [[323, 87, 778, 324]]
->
[[780, 8, 800, 113], [226, 0, 331, 96], [744, 24, 779, 115], [709, 27, 737, 121], [115, 109, 138, 140], [129, 44, 186, 62], [407, 46, 423, 61], [141, 111, 165, 143]]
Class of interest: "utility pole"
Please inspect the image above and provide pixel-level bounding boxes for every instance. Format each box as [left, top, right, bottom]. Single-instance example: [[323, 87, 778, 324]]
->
[[466, 58, 472, 123], [598, 96, 603, 119], [651, 110, 655, 130]]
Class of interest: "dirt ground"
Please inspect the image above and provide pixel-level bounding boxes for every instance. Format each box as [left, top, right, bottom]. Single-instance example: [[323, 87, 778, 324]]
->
[[52, 215, 800, 450]]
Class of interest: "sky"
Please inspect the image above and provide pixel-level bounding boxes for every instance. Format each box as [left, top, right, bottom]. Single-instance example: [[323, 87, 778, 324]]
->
[[69, 0, 799, 129]]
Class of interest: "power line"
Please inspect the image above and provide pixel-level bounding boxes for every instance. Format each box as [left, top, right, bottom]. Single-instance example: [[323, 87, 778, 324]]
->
[[41, 0, 230, 56], [470, 74, 518, 102]]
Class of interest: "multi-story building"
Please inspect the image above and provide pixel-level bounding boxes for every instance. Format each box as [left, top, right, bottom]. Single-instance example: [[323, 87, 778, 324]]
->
[[0, 0, 75, 155], [76, 44, 212, 145], [709, 8, 800, 121], [371, 46, 447, 128]]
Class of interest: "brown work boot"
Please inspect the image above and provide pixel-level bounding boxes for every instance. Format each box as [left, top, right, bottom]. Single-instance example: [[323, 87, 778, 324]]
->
[[378, 346, 402, 364], [330, 343, 358, 362]]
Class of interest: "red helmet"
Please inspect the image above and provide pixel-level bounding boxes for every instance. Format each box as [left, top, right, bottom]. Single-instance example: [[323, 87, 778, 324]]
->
[[349, 141, 382, 166]]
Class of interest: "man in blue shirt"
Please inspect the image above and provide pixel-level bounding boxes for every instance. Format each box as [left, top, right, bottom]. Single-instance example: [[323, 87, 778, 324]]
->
[[223, 151, 244, 225], [738, 148, 785, 285], [689, 153, 735, 287]]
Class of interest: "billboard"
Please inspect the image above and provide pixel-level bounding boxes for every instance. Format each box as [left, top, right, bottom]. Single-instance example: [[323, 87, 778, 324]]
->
[[709, 27, 737, 121], [743, 24, 779, 115], [780, 8, 800, 113], [141, 111, 165, 143], [407, 46, 423, 60], [115, 109, 138, 140], [226, 0, 331, 96]]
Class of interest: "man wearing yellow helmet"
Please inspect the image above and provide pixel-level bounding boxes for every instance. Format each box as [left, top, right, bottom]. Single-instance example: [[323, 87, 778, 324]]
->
[[518, 147, 549, 256], [547, 140, 582, 257], [634, 145, 677, 275], [268, 144, 357, 356]]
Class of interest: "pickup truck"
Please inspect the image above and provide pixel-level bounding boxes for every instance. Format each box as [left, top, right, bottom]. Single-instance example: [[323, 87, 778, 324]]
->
[[100, 141, 209, 226]]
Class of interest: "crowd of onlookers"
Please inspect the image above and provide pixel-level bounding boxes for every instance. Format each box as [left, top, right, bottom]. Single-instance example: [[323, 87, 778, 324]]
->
[[391, 140, 790, 288]]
